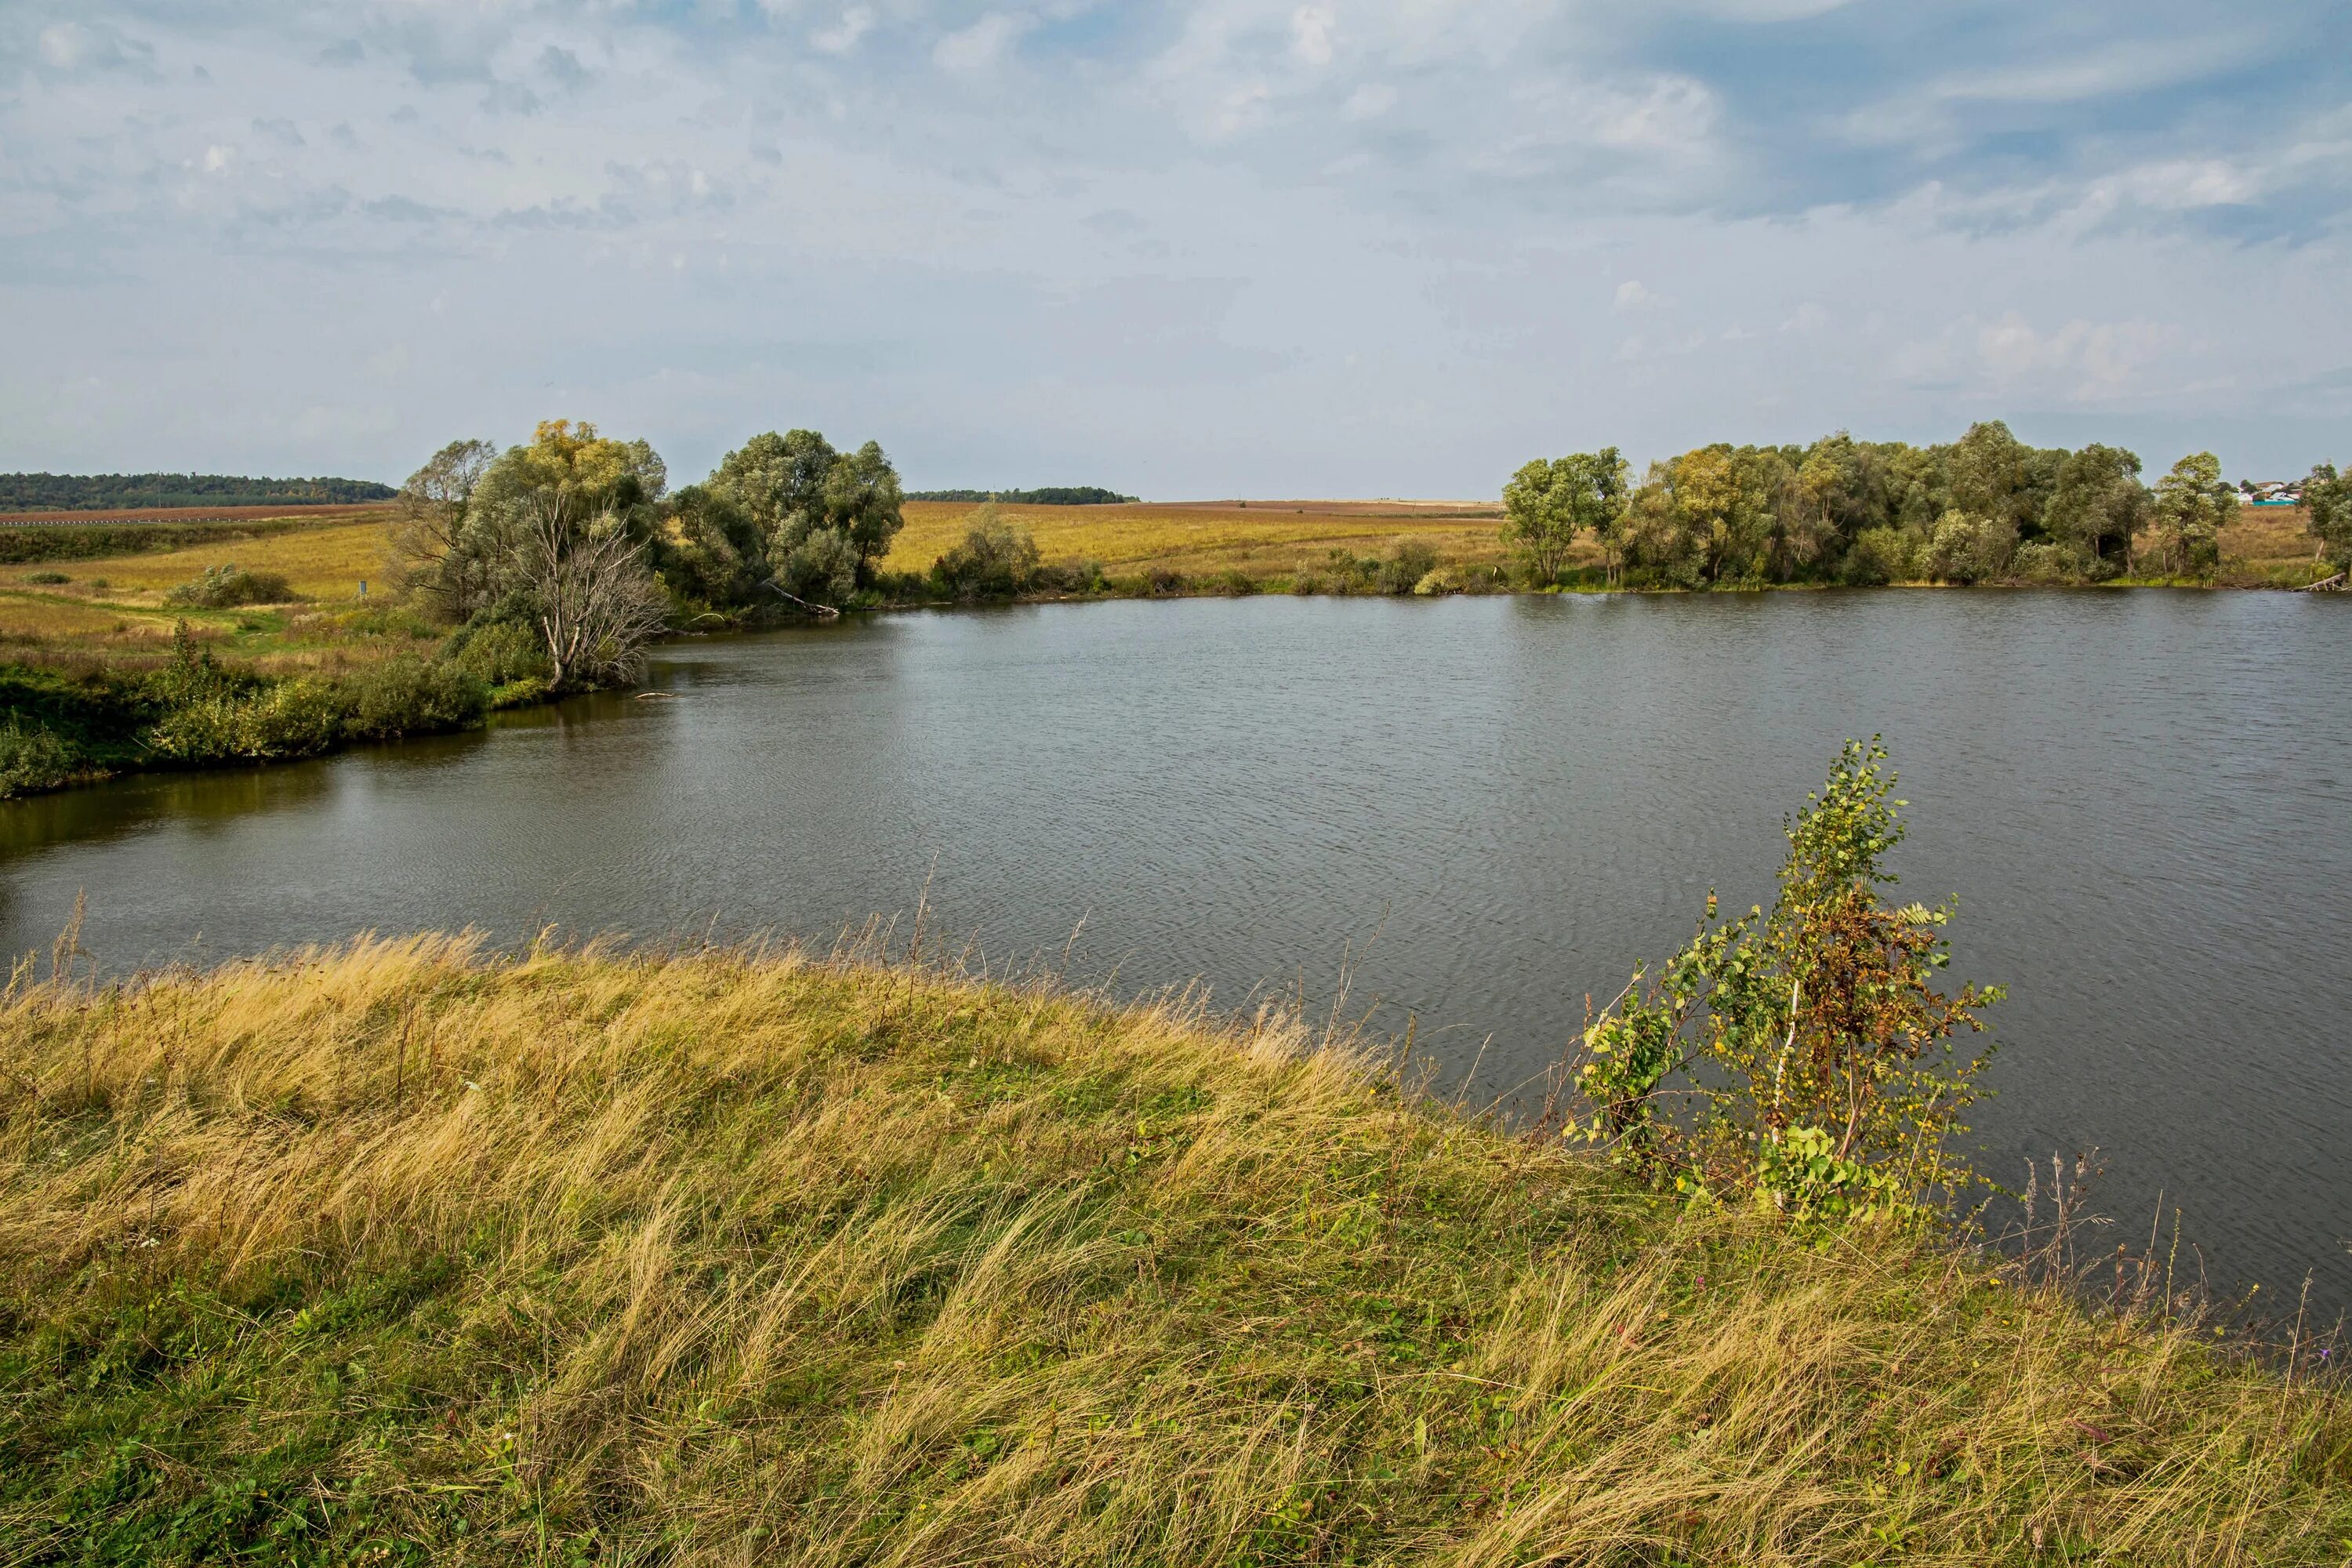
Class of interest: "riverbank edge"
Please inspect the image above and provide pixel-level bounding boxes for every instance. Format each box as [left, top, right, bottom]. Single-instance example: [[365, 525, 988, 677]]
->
[[2, 933, 2343, 1561], [5, 567, 2342, 802]]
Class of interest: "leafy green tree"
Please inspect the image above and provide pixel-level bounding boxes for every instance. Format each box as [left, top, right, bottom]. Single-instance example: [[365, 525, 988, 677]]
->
[[2303, 463, 2352, 578], [823, 441, 908, 567], [1623, 465, 1703, 587], [396, 421, 672, 687], [1501, 448, 1629, 584], [711, 429, 840, 550], [392, 438, 495, 620], [1882, 442, 1952, 534], [2149, 452, 2234, 579], [659, 485, 766, 608], [710, 430, 905, 604], [1571, 740, 2000, 1223], [1922, 510, 2014, 584], [1946, 421, 2026, 524], [1501, 458, 1579, 583], [1842, 527, 1911, 586], [2045, 443, 2150, 575]]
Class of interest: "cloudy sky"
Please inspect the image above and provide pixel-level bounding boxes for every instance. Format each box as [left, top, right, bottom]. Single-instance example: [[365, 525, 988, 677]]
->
[[3, 2, 2347, 495]]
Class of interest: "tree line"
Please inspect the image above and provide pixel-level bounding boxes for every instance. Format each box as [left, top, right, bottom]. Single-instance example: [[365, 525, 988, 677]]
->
[[905, 486, 1136, 505], [0, 474, 396, 511], [1502, 423, 2352, 588]]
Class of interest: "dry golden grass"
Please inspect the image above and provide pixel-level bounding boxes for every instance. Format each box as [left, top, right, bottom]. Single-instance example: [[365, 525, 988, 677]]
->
[[2218, 506, 2330, 586], [38, 517, 396, 602], [0, 521, 437, 677], [887, 500, 1513, 578], [2, 935, 2342, 1563]]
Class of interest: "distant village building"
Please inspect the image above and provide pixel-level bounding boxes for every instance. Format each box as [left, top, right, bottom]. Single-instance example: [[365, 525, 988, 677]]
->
[[2239, 479, 2305, 506]]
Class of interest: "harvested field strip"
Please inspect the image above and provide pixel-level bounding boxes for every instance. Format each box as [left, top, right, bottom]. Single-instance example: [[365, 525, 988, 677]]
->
[[887, 500, 1513, 574]]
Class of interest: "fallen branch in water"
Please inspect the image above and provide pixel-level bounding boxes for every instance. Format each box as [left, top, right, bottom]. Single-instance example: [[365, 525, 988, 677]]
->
[[764, 582, 841, 618]]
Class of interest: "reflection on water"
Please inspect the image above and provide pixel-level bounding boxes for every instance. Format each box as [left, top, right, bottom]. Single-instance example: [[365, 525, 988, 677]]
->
[[5, 591, 2350, 1305]]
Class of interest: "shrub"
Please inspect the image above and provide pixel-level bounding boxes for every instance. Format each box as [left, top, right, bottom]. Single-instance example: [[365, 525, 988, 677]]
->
[[164, 564, 299, 608], [444, 619, 553, 687], [1216, 568, 1260, 596], [1377, 540, 1439, 594], [1030, 559, 1105, 596], [777, 529, 862, 606], [1842, 527, 1912, 586], [147, 620, 239, 710], [0, 718, 77, 797], [1411, 567, 1461, 596], [930, 503, 1042, 601], [1569, 739, 1999, 1225], [341, 658, 488, 741], [2009, 541, 2078, 583], [486, 674, 553, 710], [1145, 567, 1188, 596], [24, 572, 68, 586], [1922, 510, 2015, 584], [144, 679, 348, 764]]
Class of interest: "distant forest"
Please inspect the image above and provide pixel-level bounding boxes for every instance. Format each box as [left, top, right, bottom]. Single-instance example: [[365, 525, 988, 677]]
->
[[0, 473, 397, 512], [905, 487, 1137, 505]]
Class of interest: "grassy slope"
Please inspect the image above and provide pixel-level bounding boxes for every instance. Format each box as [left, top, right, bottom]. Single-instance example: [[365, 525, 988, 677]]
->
[[2, 938, 2342, 1565]]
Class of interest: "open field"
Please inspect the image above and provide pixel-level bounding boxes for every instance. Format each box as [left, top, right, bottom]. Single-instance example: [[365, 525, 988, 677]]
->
[[22, 516, 394, 601], [0, 503, 394, 526], [887, 499, 1515, 579], [0, 519, 431, 677], [2216, 504, 2327, 586], [0, 934, 2343, 1563]]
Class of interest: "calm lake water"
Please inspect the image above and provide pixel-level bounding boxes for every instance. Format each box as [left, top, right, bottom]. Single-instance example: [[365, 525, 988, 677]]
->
[[5, 592, 2349, 1306]]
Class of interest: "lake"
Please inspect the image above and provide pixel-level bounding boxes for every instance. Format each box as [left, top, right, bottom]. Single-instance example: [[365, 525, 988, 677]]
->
[[5, 590, 2348, 1306]]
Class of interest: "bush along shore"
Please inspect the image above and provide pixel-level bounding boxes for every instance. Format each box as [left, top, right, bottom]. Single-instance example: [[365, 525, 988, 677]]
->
[[2, 748, 2347, 1564], [8, 417, 2349, 800]]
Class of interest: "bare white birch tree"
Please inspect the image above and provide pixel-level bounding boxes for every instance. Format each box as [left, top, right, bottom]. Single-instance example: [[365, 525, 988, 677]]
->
[[525, 496, 669, 689]]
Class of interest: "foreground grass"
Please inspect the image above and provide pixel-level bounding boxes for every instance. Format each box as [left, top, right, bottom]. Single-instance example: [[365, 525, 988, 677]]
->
[[2, 937, 2343, 1564]]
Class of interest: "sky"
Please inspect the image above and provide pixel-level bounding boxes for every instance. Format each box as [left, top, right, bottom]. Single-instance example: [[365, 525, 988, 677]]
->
[[2, 1, 2347, 497]]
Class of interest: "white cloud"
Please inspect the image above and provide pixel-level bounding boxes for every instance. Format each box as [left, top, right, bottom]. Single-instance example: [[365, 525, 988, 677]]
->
[[1614, 278, 1660, 310], [202, 144, 236, 174], [37, 21, 147, 72], [1974, 312, 2180, 397], [813, 7, 876, 56], [1843, 37, 2256, 150], [1291, 3, 1337, 67], [1212, 82, 1273, 140], [1341, 82, 1395, 120], [935, 13, 1033, 72], [2110, 158, 2259, 210], [1594, 75, 1717, 152]]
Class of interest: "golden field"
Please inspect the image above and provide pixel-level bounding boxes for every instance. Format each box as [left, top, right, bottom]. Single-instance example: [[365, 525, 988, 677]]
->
[[17, 517, 397, 601], [886, 499, 1511, 578], [0, 518, 430, 676]]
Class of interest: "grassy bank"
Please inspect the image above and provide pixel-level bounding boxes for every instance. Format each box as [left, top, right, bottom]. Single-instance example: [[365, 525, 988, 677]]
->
[[2, 935, 2343, 1564]]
